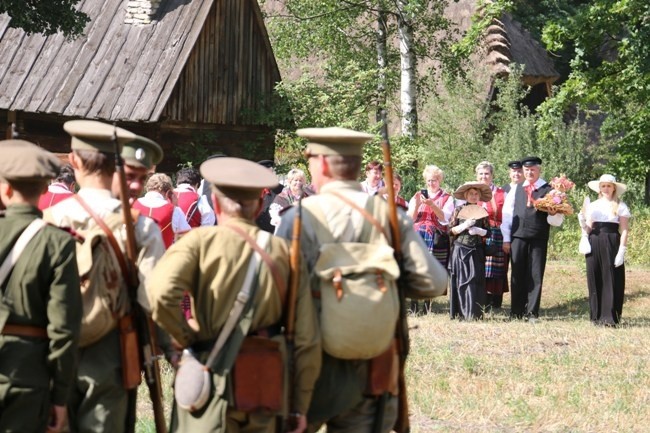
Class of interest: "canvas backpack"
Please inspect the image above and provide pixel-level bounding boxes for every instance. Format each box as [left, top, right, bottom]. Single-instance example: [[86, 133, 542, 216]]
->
[[303, 192, 400, 360], [74, 210, 132, 347]]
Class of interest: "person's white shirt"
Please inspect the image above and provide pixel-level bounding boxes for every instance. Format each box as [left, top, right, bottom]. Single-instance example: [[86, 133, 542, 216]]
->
[[588, 198, 631, 223], [360, 179, 384, 196], [501, 178, 564, 242], [174, 183, 216, 226], [137, 191, 192, 235]]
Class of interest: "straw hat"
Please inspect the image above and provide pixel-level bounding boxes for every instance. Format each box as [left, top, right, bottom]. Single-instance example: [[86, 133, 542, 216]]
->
[[588, 174, 627, 196], [453, 182, 492, 201]]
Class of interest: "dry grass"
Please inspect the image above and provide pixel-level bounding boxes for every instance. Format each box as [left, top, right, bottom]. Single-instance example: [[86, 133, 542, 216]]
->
[[136, 262, 650, 432], [407, 262, 650, 433]]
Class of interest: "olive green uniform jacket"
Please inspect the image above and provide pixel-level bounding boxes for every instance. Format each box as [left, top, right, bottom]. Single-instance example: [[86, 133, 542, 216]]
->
[[0, 204, 81, 432], [148, 218, 321, 432], [276, 180, 448, 432], [44, 188, 165, 433]]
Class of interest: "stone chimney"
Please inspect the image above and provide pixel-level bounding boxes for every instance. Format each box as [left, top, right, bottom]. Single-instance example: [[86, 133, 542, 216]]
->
[[125, 0, 161, 25]]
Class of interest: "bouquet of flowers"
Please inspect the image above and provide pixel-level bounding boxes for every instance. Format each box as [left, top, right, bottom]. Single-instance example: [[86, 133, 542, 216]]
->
[[534, 174, 575, 215]]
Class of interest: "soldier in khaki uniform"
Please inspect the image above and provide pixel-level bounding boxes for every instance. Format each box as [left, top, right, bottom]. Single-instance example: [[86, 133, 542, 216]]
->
[[275, 127, 448, 433], [148, 157, 321, 433], [0, 140, 82, 432], [43, 121, 165, 433]]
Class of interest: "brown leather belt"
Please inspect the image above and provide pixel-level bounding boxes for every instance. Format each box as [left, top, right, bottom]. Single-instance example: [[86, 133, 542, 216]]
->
[[1, 324, 48, 339]]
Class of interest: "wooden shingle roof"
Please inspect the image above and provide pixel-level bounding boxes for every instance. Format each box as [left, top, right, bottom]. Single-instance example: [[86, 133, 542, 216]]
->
[[0, 0, 256, 122]]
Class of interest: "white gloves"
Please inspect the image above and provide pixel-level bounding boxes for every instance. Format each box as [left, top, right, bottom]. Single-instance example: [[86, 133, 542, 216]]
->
[[452, 219, 475, 235], [614, 245, 626, 267], [468, 226, 487, 236], [578, 212, 587, 230]]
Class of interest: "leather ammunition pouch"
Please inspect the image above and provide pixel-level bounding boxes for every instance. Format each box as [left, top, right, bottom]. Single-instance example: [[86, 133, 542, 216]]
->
[[366, 338, 399, 396], [232, 335, 284, 413]]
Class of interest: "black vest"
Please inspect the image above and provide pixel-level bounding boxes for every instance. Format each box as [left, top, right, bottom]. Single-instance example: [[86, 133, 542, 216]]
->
[[511, 182, 553, 240]]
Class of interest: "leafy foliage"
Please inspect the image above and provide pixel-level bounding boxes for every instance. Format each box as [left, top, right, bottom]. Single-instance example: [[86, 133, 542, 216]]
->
[[537, 0, 650, 196], [264, 0, 461, 136], [0, 0, 89, 37]]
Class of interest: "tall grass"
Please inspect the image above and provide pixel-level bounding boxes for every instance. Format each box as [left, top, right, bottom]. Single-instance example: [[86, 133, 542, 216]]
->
[[137, 262, 650, 432]]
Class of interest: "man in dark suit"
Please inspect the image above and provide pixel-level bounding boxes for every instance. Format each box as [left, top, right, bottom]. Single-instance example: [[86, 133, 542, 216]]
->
[[500, 156, 564, 321]]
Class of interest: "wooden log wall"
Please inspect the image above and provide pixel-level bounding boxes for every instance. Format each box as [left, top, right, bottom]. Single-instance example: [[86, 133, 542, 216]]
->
[[0, 110, 274, 174], [162, 0, 281, 125]]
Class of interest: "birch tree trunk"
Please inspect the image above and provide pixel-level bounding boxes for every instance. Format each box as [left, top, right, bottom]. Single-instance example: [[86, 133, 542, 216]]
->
[[398, 0, 418, 138], [376, 8, 388, 130]]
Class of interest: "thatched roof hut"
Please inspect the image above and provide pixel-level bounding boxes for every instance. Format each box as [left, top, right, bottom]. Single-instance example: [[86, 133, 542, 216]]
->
[[446, 0, 560, 106]]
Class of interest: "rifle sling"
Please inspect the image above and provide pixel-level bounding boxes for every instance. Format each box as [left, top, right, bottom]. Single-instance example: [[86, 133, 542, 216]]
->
[[203, 229, 270, 371], [1, 218, 47, 289], [329, 191, 390, 241], [226, 224, 287, 307], [1, 218, 48, 339]]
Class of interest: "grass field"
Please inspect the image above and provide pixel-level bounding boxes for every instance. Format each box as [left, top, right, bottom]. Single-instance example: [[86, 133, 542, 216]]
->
[[136, 261, 650, 433]]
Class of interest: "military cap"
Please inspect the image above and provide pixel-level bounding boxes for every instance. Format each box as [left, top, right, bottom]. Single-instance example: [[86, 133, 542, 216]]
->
[[121, 135, 163, 170], [507, 160, 522, 169], [257, 159, 275, 168], [521, 156, 543, 167], [63, 120, 136, 153], [0, 139, 61, 182], [200, 157, 278, 200], [297, 127, 374, 156]]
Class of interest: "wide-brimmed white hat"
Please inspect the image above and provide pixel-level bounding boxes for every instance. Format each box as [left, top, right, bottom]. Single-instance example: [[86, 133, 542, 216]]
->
[[588, 174, 627, 196]]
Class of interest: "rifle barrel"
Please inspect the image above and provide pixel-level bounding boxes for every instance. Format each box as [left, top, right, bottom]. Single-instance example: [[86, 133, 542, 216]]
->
[[284, 198, 302, 431], [381, 137, 410, 433], [113, 130, 167, 433]]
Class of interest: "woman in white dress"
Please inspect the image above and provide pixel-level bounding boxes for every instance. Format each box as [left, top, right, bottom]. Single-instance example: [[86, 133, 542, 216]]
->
[[579, 174, 631, 326]]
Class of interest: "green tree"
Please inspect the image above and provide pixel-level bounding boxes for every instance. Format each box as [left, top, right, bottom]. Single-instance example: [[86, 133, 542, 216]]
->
[[0, 0, 89, 37], [264, 0, 460, 137], [538, 0, 650, 203]]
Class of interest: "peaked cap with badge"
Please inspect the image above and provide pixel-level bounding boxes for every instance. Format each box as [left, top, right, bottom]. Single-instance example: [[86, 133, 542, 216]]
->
[[63, 120, 137, 153], [297, 127, 374, 156], [507, 160, 523, 169], [0, 139, 61, 182], [121, 135, 163, 170], [200, 157, 278, 200]]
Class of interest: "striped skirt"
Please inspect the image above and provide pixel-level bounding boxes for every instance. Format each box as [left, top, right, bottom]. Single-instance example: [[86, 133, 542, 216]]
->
[[485, 226, 508, 294], [416, 224, 450, 268]]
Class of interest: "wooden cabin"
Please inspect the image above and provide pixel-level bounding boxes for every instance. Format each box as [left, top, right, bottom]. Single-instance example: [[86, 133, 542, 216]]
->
[[0, 0, 282, 172]]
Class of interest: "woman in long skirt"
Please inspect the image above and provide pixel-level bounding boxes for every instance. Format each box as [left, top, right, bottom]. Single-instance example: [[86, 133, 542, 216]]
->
[[449, 182, 492, 320], [579, 174, 631, 326], [475, 161, 508, 309]]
